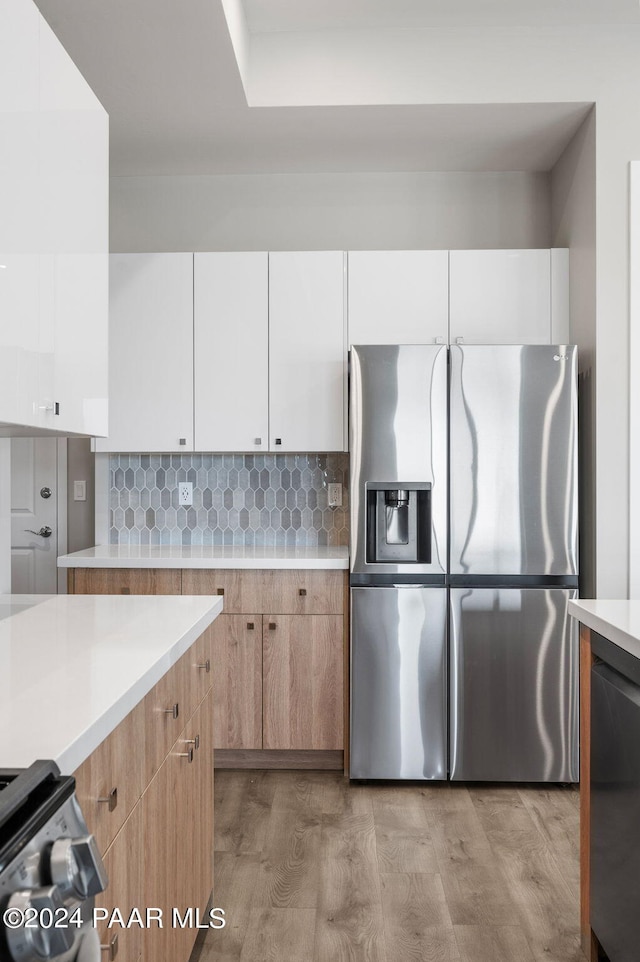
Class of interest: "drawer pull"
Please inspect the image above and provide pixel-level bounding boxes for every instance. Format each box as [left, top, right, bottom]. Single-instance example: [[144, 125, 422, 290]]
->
[[268, 622, 277, 630], [163, 703, 179, 719], [216, 587, 224, 596], [97, 787, 118, 812], [186, 734, 200, 751], [197, 659, 211, 673], [120, 587, 130, 595], [298, 588, 307, 596], [100, 933, 119, 960], [177, 747, 194, 763], [247, 622, 255, 630]]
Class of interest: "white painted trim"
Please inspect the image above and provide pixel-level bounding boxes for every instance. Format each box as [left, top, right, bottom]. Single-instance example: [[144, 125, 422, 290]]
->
[[550, 248, 570, 344], [629, 163, 640, 598], [94, 453, 110, 545]]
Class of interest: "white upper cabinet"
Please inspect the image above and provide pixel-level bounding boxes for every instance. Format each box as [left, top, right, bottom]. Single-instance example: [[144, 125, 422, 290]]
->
[[96, 254, 194, 453], [194, 253, 268, 451], [0, 0, 41, 430], [269, 252, 346, 452], [39, 18, 108, 436], [449, 250, 552, 344], [348, 251, 449, 345], [0, 0, 108, 436]]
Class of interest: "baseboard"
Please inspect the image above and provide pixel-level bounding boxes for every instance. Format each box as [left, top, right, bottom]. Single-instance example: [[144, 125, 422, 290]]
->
[[214, 749, 344, 771]]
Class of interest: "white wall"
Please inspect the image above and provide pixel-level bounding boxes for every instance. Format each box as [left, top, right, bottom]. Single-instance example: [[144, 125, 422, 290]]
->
[[551, 110, 596, 597], [241, 21, 640, 598], [110, 170, 551, 252]]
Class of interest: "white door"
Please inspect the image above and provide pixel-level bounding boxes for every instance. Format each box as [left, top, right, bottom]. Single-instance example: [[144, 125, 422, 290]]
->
[[194, 252, 268, 451], [10, 438, 58, 593], [95, 253, 194, 452], [449, 250, 551, 344], [348, 250, 449, 345], [269, 251, 346, 452]]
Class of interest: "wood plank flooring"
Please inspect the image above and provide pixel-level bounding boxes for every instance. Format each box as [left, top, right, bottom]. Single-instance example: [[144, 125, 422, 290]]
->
[[191, 772, 584, 962]]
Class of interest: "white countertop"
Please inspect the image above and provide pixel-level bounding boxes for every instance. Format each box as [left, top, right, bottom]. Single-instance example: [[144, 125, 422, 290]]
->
[[57, 544, 350, 570], [568, 599, 640, 660], [0, 594, 223, 773]]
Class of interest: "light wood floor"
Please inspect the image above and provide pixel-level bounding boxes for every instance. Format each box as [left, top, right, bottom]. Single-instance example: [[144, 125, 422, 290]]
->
[[192, 771, 584, 962]]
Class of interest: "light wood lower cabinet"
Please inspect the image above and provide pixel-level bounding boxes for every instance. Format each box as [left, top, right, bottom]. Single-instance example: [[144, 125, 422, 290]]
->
[[69, 567, 181, 595], [263, 615, 344, 750], [74, 629, 214, 962], [69, 566, 347, 765], [211, 614, 262, 750], [142, 693, 213, 962]]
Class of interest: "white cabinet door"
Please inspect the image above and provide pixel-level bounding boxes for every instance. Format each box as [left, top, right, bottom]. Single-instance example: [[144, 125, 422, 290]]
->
[[269, 252, 346, 452], [0, 0, 40, 429], [96, 254, 194, 452], [348, 251, 448, 345], [449, 250, 551, 344], [194, 253, 268, 451], [39, 18, 108, 436]]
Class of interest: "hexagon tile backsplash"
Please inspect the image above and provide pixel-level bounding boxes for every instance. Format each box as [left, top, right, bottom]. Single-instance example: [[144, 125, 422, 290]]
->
[[109, 453, 349, 547]]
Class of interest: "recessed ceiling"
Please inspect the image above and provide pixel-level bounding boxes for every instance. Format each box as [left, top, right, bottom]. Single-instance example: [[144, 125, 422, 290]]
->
[[35, 0, 593, 177], [243, 0, 640, 32]]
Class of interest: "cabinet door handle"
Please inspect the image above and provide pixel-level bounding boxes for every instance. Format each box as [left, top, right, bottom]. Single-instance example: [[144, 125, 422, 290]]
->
[[179, 438, 187, 445], [177, 747, 194, 763], [268, 622, 277, 630], [247, 621, 255, 630], [120, 587, 130, 595], [216, 587, 224, 596], [197, 659, 211, 673], [97, 787, 118, 812], [100, 933, 119, 959], [298, 588, 307, 596], [185, 734, 200, 751], [274, 438, 282, 446], [254, 437, 262, 445], [163, 703, 179, 719]]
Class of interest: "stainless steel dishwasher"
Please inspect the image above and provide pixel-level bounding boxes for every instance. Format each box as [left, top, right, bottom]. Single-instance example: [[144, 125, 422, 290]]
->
[[591, 660, 640, 961]]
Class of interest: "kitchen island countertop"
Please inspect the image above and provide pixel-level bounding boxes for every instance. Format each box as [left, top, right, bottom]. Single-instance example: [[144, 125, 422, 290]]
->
[[0, 593, 222, 773], [57, 544, 349, 569], [568, 598, 640, 661]]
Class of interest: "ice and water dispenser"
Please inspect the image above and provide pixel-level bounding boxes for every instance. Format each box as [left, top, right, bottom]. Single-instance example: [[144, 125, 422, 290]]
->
[[365, 482, 432, 563]]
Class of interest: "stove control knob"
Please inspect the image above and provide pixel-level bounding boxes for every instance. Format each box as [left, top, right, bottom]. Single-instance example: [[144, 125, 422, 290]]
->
[[4, 886, 74, 961], [49, 836, 108, 901]]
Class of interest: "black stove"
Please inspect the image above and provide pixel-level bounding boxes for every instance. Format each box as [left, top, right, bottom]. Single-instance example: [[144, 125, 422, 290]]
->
[[0, 761, 107, 962]]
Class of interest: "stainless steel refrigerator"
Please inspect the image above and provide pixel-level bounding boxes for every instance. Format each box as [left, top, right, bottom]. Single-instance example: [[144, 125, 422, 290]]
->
[[349, 343, 579, 782]]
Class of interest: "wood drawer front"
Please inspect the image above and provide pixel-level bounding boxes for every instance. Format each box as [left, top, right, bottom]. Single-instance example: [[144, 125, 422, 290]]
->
[[262, 569, 344, 614], [94, 803, 144, 962], [182, 568, 344, 614], [263, 614, 344, 750], [183, 624, 214, 715], [211, 614, 262, 750], [72, 567, 182, 595], [143, 654, 188, 783], [73, 700, 146, 854], [182, 569, 262, 612]]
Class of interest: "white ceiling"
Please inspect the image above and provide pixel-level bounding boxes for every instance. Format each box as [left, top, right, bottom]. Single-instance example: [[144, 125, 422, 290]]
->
[[35, 0, 593, 177], [244, 0, 640, 32]]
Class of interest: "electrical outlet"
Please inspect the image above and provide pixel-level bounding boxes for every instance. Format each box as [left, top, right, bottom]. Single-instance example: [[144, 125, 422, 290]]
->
[[178, 482, 193, 506], [73, 480, 87, 502], [328, 482, 343, 508]]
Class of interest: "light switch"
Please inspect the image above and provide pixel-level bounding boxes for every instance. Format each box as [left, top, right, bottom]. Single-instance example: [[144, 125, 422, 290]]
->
[[73, 480, 87, 502]]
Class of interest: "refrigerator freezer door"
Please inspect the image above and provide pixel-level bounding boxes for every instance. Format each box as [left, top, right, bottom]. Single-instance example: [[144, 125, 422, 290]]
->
[[350, 345, 447, 577], [449, 587, 579, 782], [350, 586, 447, 780], [449, 345, 578, 577]]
